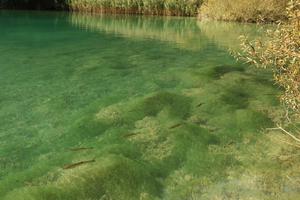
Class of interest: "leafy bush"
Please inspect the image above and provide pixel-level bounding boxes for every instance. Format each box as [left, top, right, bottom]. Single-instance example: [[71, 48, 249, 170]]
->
[[236, 0, 300, 111], [199, 0, 289, 22]]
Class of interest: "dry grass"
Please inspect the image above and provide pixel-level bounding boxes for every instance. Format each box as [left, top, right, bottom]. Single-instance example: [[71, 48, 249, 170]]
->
[[199, 0, 289, 22], [67, 0, 203, 16], [236, 0, 300, 111]]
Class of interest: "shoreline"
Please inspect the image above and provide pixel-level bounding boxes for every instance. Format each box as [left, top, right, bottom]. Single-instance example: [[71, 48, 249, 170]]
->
[[0, 8, 284, 24]]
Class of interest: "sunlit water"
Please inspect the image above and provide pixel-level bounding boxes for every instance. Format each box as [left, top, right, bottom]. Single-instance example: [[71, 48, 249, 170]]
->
[[0, 11, 293, 199]]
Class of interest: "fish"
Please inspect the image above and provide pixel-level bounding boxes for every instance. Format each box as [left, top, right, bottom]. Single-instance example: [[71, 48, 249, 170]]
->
[[63, 159, 95, 170], [169, 123, 182, 129], [196, 103, 204, 107], [69, 147, 94, 152], [123, 132, 140, 138]]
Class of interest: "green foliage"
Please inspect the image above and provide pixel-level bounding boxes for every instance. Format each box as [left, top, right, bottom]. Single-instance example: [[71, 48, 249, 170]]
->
[[237, 0, 300, 111], [199, 0, 289, 22]]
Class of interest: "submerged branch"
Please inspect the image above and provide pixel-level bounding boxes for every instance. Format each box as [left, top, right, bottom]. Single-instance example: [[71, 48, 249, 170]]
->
[[267, 126, 300, 143]]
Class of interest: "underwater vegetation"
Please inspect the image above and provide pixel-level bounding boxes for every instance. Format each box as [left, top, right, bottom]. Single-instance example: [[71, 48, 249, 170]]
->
[[0, 11, 299, 200]]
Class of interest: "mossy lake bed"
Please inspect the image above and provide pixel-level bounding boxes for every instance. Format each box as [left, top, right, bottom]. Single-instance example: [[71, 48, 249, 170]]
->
[[0, 11, 299, 199]]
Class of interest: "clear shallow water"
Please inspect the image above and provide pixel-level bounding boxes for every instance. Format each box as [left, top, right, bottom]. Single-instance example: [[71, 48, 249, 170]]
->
[[0, 11, 288, 199]]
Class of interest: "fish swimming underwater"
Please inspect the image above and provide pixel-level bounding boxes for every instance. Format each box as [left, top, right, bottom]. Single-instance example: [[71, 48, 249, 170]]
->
[[63, 159, 96, 169]]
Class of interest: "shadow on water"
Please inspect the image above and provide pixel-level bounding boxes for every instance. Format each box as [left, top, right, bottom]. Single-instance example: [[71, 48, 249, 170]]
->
[[0, 11, 298, 200]]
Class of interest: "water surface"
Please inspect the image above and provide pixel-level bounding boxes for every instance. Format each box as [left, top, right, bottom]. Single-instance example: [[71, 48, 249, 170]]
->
[[0, 11, 292, 200]]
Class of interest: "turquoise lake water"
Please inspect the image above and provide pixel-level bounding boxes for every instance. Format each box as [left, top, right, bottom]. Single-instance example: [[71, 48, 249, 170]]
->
[[1, 10, 295, 200]]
